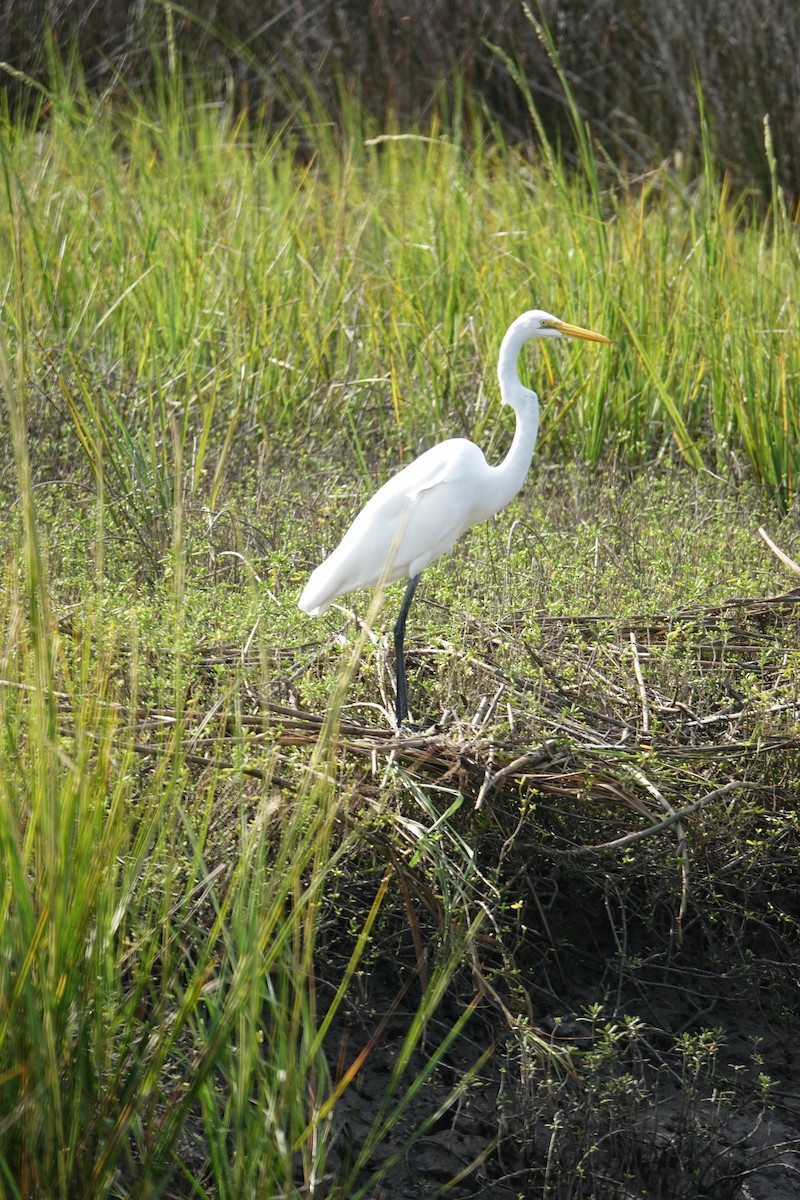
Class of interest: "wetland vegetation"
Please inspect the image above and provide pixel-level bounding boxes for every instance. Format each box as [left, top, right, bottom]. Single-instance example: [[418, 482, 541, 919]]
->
[[1, 11, 799, 1197]]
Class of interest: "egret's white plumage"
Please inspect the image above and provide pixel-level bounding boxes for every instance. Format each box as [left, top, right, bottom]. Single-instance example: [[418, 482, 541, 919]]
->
[[299, 309, 612, 723], [298, 435, 525, 614]]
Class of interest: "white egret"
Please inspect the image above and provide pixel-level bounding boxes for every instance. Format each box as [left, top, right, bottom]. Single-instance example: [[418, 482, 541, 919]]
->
[[299, 310, 612, 726]]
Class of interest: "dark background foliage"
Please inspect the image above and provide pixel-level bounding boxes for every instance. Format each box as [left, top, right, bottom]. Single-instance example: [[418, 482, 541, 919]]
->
[[2, 1, 799, 195]]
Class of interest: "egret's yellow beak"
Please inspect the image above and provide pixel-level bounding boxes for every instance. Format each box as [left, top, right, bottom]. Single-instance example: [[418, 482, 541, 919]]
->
[[549, 319, 613, 344]]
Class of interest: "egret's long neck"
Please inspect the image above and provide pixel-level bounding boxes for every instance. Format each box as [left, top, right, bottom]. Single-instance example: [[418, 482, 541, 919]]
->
[[488, 324, 541, 512]]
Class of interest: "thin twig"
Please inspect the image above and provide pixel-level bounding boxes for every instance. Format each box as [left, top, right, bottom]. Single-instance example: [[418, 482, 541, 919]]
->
[[538, 781, 756, 856], [629, 630, 650, 735], [625, 763, 689, 940], [476, 742, 559, 809]]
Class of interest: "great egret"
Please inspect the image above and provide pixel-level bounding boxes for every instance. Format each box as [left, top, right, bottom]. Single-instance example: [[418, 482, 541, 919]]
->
[[299, 310, 612, 725]]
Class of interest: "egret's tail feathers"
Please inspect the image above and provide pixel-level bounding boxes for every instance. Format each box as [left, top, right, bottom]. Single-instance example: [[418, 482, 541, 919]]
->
[[299, 518, 405, 615], [298, 580, 329, 616], [298, 595, 325, 616], [298, 560, 344, 616]]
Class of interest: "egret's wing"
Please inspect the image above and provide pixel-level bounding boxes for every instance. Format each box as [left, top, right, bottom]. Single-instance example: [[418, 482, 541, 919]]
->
[[298, 440, 490, 614], [341, 439, 489, 578]]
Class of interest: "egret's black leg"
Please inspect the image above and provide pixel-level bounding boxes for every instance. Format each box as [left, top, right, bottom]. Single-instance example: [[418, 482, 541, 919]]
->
[[393, 573, 421, 726]]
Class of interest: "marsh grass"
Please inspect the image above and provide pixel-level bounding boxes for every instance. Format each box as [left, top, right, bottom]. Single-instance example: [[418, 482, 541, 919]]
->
[[1, 48, 799, 1199], [1, 46, 799, 517]]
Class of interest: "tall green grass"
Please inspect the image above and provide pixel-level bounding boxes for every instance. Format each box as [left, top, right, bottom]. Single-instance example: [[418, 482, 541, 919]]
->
[[1, 52, 798, 520], [0, 348, 486, 1197]]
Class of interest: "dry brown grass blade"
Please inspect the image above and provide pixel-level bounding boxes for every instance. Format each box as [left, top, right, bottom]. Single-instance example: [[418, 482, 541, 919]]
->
[[759, 527, 800, 576]]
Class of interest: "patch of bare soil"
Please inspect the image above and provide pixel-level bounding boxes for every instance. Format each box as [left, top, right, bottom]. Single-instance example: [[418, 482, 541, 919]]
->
[[320, 896, 800, 1200]]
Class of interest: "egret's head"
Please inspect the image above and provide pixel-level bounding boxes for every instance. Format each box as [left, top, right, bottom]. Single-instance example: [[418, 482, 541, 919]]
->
[[519, 309, 613, 344], [497, 309, 613, 406]]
